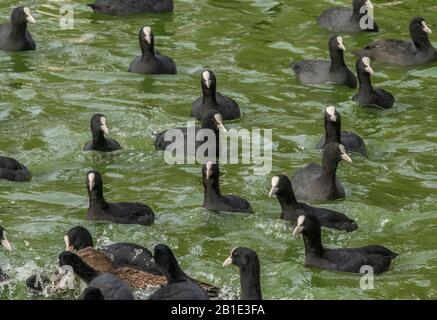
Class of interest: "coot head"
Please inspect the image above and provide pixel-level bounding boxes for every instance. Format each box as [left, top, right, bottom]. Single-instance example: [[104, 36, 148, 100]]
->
[[268, 175, 295, 200], [139, 26, 155, 53], [325, 106, 340, 123], [152, 244, 186, 280], [410, 17, 432, 48], [202, 160, 219, 180], [292, 214, 320, 238], [11, 7, 36, 25], [329, 35, 346, 53], [90, 114, 109, 138], [0, 226, 12, 251], [86, 170, 103, 194], [201, 110, 227, 133], [200, 70, 217, 92], [223, 247, 259, 269], [324, 142, 353, 164], [65, 226, 93, 251], [356, 57, 374, 75]]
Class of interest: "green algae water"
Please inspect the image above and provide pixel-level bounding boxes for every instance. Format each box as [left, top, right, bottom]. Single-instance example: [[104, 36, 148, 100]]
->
[[1, 0, 437, 300]]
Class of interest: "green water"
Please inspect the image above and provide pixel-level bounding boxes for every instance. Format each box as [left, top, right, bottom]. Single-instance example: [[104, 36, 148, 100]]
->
[[1, 0, 437, 300]]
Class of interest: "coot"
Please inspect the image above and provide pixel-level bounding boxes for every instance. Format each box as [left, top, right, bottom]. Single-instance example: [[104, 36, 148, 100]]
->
[[292, 214, 398, 274], [191, 70, 241, 121], [269, 175, 357, 232], [84, 114, 122, 152], [0, 7, 36, 51], [88, 0, 173, 16], [291, 142, 352, 201], [85, 170, 155, 225], [0, 156, 31, 182], [292, 36, 357, 88]]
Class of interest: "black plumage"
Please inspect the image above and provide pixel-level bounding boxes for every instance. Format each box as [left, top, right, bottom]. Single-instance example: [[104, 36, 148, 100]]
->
[[292, 36, 357, 88], [88, 0, 173, 16], [292, 214, 398, 274], [83, 114, 122, 152], [0, 156, 31, 182], [354, 17, 437, 66], [316, 106, 367, 157], [0, 7, 36, 51], [223, 247, 262, 300], [202, 161, 253, 214], [352, 57, 395, 109], [85, 170, 155, 226], [192, 70, 241, 121], [291, 142, 353, 201], [148, 244, 210, 300], [128, 26, 176, 75], [269, 175, 357, 232]]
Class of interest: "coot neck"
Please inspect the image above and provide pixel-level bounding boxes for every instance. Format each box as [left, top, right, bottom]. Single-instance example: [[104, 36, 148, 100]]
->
[[202, 85, 218, 105], [165, 258, 189, 284], [330, 49, 347, 72], [203, 174, 222, 202], [357, 70, 374, 94], [88, 188, 107, 209], [276, 190, 298, 209], [412, 31, 433, 51], [324, 119, 341, 145], [239, 260, 262, 300], [92, 131, 107, 148], [321, 155, 339, 184], [303, 228, 324, 257], [9, 21, 28, 40], [141, 44, 155, 61]]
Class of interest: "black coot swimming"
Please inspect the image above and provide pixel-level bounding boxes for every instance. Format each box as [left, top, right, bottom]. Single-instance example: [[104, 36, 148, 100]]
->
[[88, 0, 173, 16], [0, 156, 32, 182], [154, 109, 227, 160], [292, 214, 398, 274], [202, 161, 253, 214], [148, 244, 210, 300], [85, 170, 155, 226], [128, 26, 176, 75], [318, 0, 378, 33], [58, 251, 134, 300], [292, 36, 357, 88], [354, 17, 437, 65], [191, 70, 241, 121], [223, 247, 262, 300], [353, 57, 395, 109], [291, 142, 352, 201], [83, 114, 122, 152], [0, 7, 36, 51], [0, 225, 12, 282], [269, 175, 357, 232], [316, 106, 367, 157]]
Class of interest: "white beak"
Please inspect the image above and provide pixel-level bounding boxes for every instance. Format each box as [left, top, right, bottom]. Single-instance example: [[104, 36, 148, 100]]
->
[[326, 106, 337, 122], [1, 238, 12, 251], [64, 235, 74, 251], [365, 66, 374, 75], [269, 186, 278, 198], [337, 37, 346, 51], [422, 21, 432, 34], [341, 153, 352, 162], [292, 225, 304, 239], [88, 173, 95, 191], [206, 161, 213, 179], [24, 8, 36, 24], [214, 114, 227, 134], [100, 117, 109, 134], [145, 34, 151, 44], [223, 256, 233, 267]]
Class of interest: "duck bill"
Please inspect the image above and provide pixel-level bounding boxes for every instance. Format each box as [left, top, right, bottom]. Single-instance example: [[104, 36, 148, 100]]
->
[[223, 256, 233, 267], [1, 238, 12, 251]]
